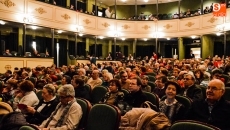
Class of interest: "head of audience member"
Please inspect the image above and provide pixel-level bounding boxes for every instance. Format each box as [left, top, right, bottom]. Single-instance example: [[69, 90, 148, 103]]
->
[[103, 72, 113, 82], [61, 75, 71, 85], [72, 78, 84, 89], [126, 68, 132, 76], [141, 75, 149, 86], [78, 68, 86, 76], [129, 77, 142, 93], [4, 70, 12, 77], [5, 49, 10, 54], [165, 81, 181, 100], [206, 79, 225, 104], [6, 79, 18, 90], [108, 79, 121, 93], [173, 68, 180, 78], [194, 69, 204, 79], [91, 70, 100, 80], [155, 75, 168, 89], [211, 69, 223, 80], [183, 74, 195, 88], [42, 84, 56, 102], [21, 71, 28, 79], [119, 70, 128, 83], [58, 84, 75, 105], [159, 69, 168, 77], [18, 80, 34, 94]]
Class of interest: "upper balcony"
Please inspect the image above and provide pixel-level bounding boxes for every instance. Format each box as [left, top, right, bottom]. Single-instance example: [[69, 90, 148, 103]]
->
[[0, 0, 230, 39]]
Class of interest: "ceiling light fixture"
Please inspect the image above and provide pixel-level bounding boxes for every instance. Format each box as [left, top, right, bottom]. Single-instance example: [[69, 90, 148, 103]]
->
[[0, 20, 5, 25], [121, 38, 126, 41], [99, 36, 104, 39], [57, 30, 63, 33], [31, 26, 37, 30], [166, 38, 170, 40], [144, 0, 149, 2], [144, 38, 148, 41], [191, 35, 196, 39], [216, 32, 222, 36], [79, 33, 83, 36]]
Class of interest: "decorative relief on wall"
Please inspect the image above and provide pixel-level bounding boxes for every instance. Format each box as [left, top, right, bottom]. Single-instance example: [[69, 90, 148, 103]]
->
[[208, 17, 217, 23], [142, 25, 150, 30], [185, 22, 195, 27], [61, 14, 70, 20], [83, 19, 91, 24], [164, 24, 172, 29], [102, 22, 110, 28], [4, 65, 11, 70], [35, 7, 47, 14], [122, 24, 130, 29], [0, 0, 15, 8]]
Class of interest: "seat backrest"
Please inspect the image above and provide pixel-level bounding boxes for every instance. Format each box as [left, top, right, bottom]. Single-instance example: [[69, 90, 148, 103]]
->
[[147, 81, 156, 92], [90, 86, 108, 104], [170, 120, 221, 130], [86, 104, 121, 130], [143, 91, 159, 108], [76, 98, 92, 130], [223, 87, 230, 101], [84, 84, 92, 95], [148, 75, 156, 82], [198, 85, 207, 99], [121, 89, 129, 96]]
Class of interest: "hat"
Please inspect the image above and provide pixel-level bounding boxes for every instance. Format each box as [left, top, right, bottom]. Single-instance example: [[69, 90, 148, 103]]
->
[[0, 102, 13, 115]]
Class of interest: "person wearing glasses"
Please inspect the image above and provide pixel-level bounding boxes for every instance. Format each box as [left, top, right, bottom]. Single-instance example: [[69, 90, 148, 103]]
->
[[187, 79, 230, 130], [179, 73, 203, 101], [119, 70, 130, 90], [38, 84, 82, 130]]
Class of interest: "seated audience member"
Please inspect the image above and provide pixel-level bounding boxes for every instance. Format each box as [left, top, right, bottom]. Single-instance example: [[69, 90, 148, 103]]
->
[[141, 75, 151, 92], [1, 79, 18, 102], [159, 81, 185, 123], [194, 69, 205, 85], [32, 49, 40, 57], [14, 80, 39, 111], [204, 6, 210, 14], [26, 84, 59, 125], [124, 77, 147, 108], [101, 72, 113, 88], [72, 78, 91, 101], [179, 74, 203, 101], [2, 70, 12, 83], [187, 79, 230, 130], [39, 84, 82, 130], [153, 75, 168, 99], [119, 70, 130, 90], [101, 79, 124, 106], [86, 70, 102, 89], [3, 49, 12, 56]]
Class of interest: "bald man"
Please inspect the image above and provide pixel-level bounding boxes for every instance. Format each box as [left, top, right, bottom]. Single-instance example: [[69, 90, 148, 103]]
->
[[86, 70, 102, 89], [187, 79, 230, 130]]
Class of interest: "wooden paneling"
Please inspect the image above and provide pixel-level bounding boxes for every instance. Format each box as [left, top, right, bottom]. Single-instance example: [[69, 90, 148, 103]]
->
[[157, 20, 178, 32], [0, 0, 24, 13], [117, 21, 136, 32], [55, 8, 76, 23], [136, 22, 155, 32], [202, 14, 224, 28], [78, 14, 96, 29], [179, 17, 200, 31], [27, 1, 53, 20]]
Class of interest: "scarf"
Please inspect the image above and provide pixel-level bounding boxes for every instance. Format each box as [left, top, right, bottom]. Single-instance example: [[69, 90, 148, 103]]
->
[[44, 99, 75, 128]]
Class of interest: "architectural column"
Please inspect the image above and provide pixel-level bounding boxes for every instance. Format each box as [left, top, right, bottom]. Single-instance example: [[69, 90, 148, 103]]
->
[[108, 40, 112, 53], [120, 45, 124, 56], [178, 37, 185, 60], [23, 24, 26, 55], [66, 0, 70, 7], [86, 38, 90, 56], [201, 35, 214, 59], [102, 41, 107, 58], [133, 38, 137, 58], [18, 27, 23, 46]]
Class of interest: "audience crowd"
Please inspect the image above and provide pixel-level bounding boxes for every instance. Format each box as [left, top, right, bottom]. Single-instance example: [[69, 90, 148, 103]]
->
[[0, 53, 230, 129]]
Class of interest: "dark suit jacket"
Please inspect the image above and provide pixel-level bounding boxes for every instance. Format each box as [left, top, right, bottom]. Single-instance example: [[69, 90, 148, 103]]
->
[[179, 84, 203, 101], [26, 97, 59, 125], [124, 89, 147, 107], [187, 97, 230, 130]]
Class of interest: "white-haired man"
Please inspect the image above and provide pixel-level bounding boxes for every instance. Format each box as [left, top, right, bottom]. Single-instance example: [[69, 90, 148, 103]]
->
[[39, 84, 82, 130]]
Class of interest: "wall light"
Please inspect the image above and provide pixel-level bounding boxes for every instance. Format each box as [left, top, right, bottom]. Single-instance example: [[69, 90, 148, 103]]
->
[[99, 36, 104, 39], [57, 30, 63, 33], [144, 38, 148, 41], [79, 33, 83, 36], [216, 32, 222, 36], [0, 20, 5, 25], [121, 38, 126, 41], [31, 26, 37, 30], [166, 38, 170, 40], [191, 35, 196, 39]]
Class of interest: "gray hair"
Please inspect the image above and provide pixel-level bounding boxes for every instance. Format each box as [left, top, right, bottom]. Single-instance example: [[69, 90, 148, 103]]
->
[[44, 84, 56, 96], [57, 84, 75, 97], [184, 73, 195, 81], [78, 68, 86, 75]]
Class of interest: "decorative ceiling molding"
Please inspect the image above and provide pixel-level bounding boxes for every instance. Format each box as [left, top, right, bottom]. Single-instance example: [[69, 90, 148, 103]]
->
[[208, 17, 217, 23], [185, 22, 194, 27], [142, 25, 150, 30], [83, 19, 91, 24], [0, 0, 15, 8], [164, 24, 172, 29], [61, 14, 70, 20], [102, 22, 110, 28], [122, 24, 130, 29], [35, 7, 47, 14]]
